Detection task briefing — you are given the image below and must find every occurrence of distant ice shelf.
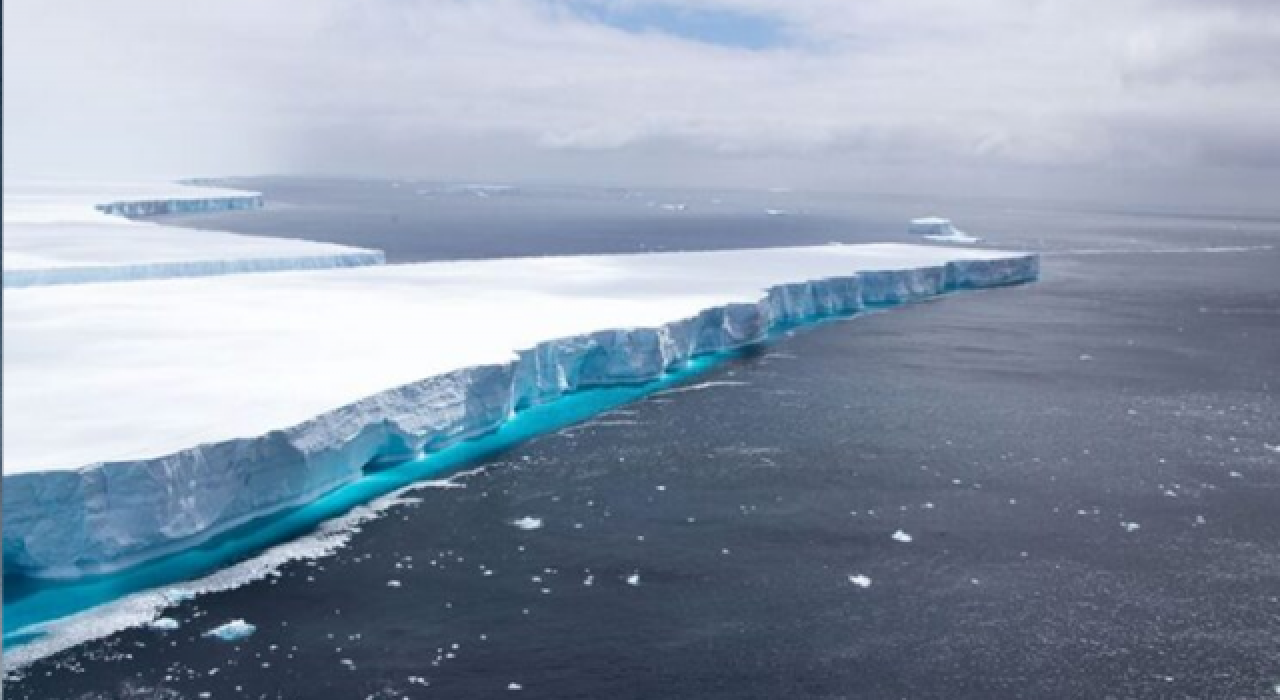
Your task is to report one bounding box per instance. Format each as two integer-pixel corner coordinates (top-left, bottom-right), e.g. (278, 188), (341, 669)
(2, 180), (385, 287)
(3, 243), (1037, 580)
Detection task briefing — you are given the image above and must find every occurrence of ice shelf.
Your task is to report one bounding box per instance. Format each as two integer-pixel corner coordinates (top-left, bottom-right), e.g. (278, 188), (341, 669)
(3, 181), (385, 287)
(3, 244), (1038, 578)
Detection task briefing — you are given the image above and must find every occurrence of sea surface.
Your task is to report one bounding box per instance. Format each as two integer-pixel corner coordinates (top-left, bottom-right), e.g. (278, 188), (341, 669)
(6, 179), (1280, 699)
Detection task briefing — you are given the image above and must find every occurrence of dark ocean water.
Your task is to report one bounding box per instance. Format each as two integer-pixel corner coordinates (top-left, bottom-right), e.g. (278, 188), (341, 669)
(6, 179), (1280, 699)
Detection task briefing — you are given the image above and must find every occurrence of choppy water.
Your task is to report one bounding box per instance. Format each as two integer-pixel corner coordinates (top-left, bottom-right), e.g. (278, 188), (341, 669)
(6, 179), (1280, 699)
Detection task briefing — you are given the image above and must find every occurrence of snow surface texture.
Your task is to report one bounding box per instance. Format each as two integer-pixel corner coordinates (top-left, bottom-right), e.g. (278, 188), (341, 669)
(3, 244), (1038, 578)
(3, 181), (385, 287)
(909, 217), (981, 244)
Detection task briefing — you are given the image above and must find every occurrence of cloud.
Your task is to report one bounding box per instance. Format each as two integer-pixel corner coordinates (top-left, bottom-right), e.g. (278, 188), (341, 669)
(4, 0), (1278, 203)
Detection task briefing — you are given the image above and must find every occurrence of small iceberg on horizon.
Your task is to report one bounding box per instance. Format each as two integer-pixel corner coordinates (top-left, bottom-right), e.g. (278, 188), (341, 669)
(909, 217), (981, 244)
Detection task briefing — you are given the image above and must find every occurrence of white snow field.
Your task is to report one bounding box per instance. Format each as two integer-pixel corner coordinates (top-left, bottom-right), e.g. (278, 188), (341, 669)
(909, 217), (982, 244)
(3, 243), (1037, 578)
(3, 181), (385, 287)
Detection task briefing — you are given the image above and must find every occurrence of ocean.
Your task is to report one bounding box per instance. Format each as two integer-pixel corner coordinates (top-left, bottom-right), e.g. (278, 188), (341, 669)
(6, 179), (1279, 699)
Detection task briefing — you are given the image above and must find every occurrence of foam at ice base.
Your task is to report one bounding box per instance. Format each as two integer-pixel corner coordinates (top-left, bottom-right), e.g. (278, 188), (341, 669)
(3, 243), (1037, 579)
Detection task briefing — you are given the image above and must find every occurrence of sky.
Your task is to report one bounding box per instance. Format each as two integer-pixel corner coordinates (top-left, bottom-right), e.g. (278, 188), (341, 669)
(5, 0), (1279, 207)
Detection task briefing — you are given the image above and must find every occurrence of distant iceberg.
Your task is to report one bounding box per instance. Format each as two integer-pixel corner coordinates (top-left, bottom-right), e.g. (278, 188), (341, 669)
(909, 217), (981, 244)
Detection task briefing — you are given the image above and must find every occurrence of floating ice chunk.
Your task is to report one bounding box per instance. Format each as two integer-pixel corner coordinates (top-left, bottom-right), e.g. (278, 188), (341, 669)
(848, 575), (872, 588)
(387, 580), (402, 587)
(1121, 522), (1141, 532)
(508, 682), (524, 690)
(891, 530), (913, 543)
(764, 209), (788, 216)
(626, 573), (641, 586)
(511, 517), (543, 531)
(148, 617), (180, 631)
(204, 619), (256, 642)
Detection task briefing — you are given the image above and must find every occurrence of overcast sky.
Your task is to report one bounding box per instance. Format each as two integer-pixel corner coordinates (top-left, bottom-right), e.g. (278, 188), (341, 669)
(5, 0), (1278, 206)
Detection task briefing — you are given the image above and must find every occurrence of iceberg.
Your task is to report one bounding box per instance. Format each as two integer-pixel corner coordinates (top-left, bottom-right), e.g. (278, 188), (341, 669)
(3, 243), (1038, 579)
(909, 217), (981, 244)
(3, 181), (385, 288)
(203, 619), (256, 642)
(147, 617), (181, 631)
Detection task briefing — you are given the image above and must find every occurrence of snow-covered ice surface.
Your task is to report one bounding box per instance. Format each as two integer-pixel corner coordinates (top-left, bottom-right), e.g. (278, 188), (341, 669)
(3, 181), (385, 287)
(3, 243), (1037, 579)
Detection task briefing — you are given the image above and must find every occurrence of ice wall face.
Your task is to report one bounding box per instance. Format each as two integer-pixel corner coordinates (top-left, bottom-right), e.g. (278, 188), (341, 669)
(94, 193), (264, 218)
(3, 249), (388, 288)
(2, 249), (1038, 579)
(3, 181), (386, 288)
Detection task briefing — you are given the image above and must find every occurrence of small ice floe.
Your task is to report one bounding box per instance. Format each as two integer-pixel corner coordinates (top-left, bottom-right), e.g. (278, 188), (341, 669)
(1229, 471), (1244, 479)
(764, 208), (788, 216)
(511, 516), (543, 530)
(891, 530), (913, 543)
(204, 619), (256, 642)
(1264, 443), (1280, 453)
(626, 573), (641, 586)
(848, 575), (873, 588)
(1121, 522), (1141, 533)
(148, 617), (180, 631)
(659, 203), (687, 212)
(508, 682), (524, 691)
(909, 217), (981, 244)
(387, 580), (402, 588)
